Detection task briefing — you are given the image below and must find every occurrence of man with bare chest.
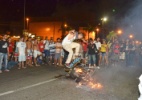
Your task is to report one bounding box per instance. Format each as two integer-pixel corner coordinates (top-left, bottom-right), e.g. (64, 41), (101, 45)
(26, 38), (33, 66)
(33, 39), (41, 66)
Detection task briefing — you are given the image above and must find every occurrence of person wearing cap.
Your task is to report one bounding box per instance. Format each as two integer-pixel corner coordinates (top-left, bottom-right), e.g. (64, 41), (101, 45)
(62, 29), (83, 68)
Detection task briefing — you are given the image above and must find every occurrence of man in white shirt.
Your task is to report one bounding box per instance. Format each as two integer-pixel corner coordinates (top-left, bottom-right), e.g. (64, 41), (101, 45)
(17, 37), (26, 69)
(44, 37), (50, 63)
(62, 30), (83, 68)
(94, 38), (101, 67)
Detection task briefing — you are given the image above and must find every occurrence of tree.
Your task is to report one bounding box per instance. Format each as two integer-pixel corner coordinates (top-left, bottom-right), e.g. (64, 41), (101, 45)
(83, 24), (95, 40)
(106, 31), (117, 42)
(58, 24), (73, 40)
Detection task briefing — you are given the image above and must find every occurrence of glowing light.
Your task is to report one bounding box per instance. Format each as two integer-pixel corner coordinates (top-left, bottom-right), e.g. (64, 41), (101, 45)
(75, 68), (83, 73)
(96, 28), (99, 32)
(31, 35), (35, 38)
(117, 30), (122, 35)
(26, 18), (29, 21)
(129, 34), (133, 39)
(101, 17), (108, 22)
(64, 24), (67, 27)
(46, 28), (50, 31)
(136, 41), (139, 44)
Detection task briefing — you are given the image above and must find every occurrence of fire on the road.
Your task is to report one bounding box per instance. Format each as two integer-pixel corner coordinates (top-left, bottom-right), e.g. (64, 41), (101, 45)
(74, 68), (103, 90)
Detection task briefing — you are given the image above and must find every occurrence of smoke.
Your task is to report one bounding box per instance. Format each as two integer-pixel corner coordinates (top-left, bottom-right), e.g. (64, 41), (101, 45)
(120, 0), (142, 40)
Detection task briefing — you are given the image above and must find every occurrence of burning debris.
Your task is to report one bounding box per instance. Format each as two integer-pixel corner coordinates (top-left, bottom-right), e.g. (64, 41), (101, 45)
(73, 67), (103, 90)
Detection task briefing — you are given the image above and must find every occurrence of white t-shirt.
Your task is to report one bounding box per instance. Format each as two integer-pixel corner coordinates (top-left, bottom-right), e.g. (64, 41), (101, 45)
(17, 42), (26, 55)
(62, 34), (76, 45)
(44, 40), (50, 50)
(95, 41), (101, 50)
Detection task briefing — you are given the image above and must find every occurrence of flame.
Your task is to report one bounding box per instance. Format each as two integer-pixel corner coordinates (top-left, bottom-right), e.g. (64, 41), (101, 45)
(88, 82), (103, 89)
(75, 68), (83, 73)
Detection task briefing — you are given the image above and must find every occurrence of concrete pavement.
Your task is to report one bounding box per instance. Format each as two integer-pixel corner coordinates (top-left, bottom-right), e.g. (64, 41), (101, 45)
(0, 64), (141, 100)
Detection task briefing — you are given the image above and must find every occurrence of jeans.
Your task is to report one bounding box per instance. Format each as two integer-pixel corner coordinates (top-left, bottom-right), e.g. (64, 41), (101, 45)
(0, 53), (8, 70)
(63, 42), (80, 63)
(125, 52), (130, 67)
(88, 54), (96, 65)
(129, 53), (135, 66)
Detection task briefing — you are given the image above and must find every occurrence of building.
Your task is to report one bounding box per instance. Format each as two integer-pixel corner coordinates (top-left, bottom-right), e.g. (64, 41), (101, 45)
(29, 20), (62, 40)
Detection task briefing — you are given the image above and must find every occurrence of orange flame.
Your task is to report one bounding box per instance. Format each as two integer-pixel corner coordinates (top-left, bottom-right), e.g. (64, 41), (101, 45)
(75, 68), (83, 73)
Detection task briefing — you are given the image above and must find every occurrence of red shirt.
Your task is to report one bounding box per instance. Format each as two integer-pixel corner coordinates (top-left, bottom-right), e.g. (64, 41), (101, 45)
(9, 42), (14, 53)
(38, 42), (44, 52)
(82, 42), (88, 52)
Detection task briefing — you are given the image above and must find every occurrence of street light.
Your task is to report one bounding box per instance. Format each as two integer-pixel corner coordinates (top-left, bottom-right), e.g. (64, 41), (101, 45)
(26, 18), (29, 30)
(129, 34), (133, 39)
(101, 17), (108, 22)
(96, 28), (99, 38)
(101, 17), (108, 39)
(117, 30), (122, 35)
(64, 24), (67, 28)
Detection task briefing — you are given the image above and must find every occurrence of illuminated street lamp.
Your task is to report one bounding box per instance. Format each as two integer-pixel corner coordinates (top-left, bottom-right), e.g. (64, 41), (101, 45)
(101, 17), (108, 22)
(101, 17), (108, 38)
(64, 24), (67, 28)
(26, 18), (29, 30)
(117, 30), (122, 35)
(96, 28), (99, 38)
(129, 34), (133, 39)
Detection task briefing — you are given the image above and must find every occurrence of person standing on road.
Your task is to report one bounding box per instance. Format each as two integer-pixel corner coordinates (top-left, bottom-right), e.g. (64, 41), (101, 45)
(44, 37), (50, 64)
(99, 39), (108, 66)
(54, 38), (62, 66)
(26, 37), (33, 67)
(8, 37), (14, 61)
(129, 41), (136, 67)
(94, 37), (101, 67)
(33, 39), (41, 67)
(0, 34), (10, 73)
(17, 37), (26, 69)
(88, 39), (98, 68)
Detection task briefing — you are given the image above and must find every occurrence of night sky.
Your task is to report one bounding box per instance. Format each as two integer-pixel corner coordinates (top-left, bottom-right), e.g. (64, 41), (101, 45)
(0, 0), (134, 22)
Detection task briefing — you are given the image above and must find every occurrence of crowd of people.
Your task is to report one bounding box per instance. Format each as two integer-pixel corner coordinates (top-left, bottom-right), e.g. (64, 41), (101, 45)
(0, 31), (142, 73)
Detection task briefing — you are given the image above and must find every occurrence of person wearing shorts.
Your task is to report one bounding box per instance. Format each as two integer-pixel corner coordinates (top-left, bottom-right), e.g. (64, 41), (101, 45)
(33, 39), (41, 66)
(26, 38), (33, 67)
(17, 37), (26, 69)
(54, 38), (62, 66)
(99, 40), (108, 66)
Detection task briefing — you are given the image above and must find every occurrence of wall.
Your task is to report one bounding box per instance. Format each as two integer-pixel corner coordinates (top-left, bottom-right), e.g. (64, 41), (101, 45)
(29, 22), (62, 41)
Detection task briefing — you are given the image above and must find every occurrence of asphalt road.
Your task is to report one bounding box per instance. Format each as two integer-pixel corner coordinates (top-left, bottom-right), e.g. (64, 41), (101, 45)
(0, 63), (141, 100)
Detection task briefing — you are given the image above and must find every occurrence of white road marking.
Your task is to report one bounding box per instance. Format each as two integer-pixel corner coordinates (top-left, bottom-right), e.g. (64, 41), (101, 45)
(0, 78), (58, 97)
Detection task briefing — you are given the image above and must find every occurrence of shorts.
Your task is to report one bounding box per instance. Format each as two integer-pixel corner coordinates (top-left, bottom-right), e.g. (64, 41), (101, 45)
(27, 49), (33, 56)
(55, 53), (61, 60)
(14, 52), (18, 57)
(33, 50), (41, 58)
(18, 55), (26, 62)
(100, 52), (106, 57)
(44, 50), (50, 57)
(27, 56), (32, 60)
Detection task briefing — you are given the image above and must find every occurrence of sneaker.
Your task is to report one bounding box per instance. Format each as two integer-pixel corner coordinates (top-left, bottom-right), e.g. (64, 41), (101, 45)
(0, 70), (2, 73)
(96, 66), (100, 69)
(65, 63), (71, 68)
(5, 69), (10, 72)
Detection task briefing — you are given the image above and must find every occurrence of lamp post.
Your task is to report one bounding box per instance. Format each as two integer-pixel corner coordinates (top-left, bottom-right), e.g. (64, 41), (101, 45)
(101, 17), (108, 39)
(96, 28), (99, 39)
(26, 18), (29, 30)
